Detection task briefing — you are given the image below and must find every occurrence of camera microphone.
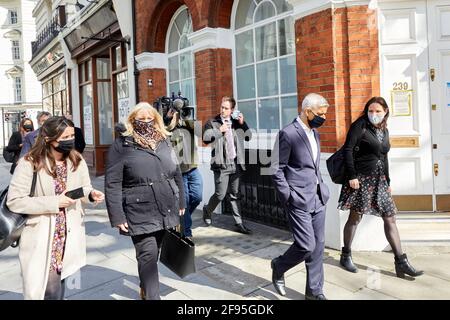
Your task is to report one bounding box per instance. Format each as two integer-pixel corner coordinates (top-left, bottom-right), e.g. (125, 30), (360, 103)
(172, 99), (184, 112)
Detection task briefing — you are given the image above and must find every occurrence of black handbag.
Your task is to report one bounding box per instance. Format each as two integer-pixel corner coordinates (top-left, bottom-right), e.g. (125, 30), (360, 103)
(0, 171), (37, 251)
(160, 216), (196, 278)
(3, 148), (15, 163)
(326, 126), (366, 184)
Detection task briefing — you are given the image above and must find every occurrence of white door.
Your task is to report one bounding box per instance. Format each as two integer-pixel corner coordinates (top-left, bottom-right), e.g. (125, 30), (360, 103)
(379, 1), (435, 211)
(428, 0), (450, 211)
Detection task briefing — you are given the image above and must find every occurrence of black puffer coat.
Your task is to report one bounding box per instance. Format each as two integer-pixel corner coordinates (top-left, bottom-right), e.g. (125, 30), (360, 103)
(105, 131), (186, 236)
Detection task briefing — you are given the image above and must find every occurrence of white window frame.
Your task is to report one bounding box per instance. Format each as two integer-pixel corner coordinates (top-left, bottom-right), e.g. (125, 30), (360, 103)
(231, 0), (297, 136)
(11, 40), (20, 60)
(8, 9), (18, 24)
(14, 77), (22, 103)
(166, 6), (197, 111)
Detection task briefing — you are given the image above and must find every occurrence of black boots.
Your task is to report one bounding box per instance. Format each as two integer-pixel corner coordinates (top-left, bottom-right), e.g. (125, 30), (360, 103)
(340, 247), (358, 273)
(394, 254), (424, 278)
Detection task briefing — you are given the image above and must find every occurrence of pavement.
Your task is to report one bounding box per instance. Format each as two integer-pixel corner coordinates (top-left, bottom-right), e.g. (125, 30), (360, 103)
(0, 159), (449, 300)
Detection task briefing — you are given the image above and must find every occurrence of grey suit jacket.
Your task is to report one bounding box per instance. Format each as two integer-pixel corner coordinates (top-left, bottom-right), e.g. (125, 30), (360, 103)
(271, 119), (330, 212)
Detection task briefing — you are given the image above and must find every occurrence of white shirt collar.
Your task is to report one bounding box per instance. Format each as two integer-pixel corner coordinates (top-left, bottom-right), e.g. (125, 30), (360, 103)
(297, 116), (313, 134)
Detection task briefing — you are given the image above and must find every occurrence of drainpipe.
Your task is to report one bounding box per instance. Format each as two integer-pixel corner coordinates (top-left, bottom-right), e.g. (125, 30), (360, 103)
(132, 0), (139, 103)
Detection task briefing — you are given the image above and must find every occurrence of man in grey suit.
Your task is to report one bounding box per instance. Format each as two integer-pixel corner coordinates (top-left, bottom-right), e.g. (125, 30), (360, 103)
(270, 93), (330, 300)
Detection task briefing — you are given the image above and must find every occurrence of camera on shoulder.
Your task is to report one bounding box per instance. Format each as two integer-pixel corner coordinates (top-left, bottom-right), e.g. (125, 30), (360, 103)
(153, 92), (195, 125)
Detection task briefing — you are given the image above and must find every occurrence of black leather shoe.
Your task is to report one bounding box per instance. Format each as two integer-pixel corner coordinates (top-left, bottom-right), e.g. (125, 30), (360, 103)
(305, 293), (327, 300)
(236, 223), (252, 234)
(271, 258), (286, 296)
(202, 206), (211, 226)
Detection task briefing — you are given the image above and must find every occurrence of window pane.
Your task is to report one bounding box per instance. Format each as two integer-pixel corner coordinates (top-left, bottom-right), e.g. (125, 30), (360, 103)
(235, 0), (257, 29)
(255, 22), (277, 61)
(175, 9), (188, 34)
(168, 24), (180, 53)
(115, 46), (122, 70)
(238, 100), (257, 130)
(96, 58), (110, 79)
(116, 71), (129, 99)
(53, 92), (62, 116)
(281, 95), (298, 127)
(43, 97), (53, 113)
(279, 56), (297, 94)
(87, 60), (92, 81)
(97, 82), (113, 145)
(43, 80), (52, 97)
(279, 17), (295, 56)
(235, 31), (254, 66)
(179, 52), (192, 79)
(116, 72), (130, 124)
(258, 98), (279, 130)
(82, 85), (94, 145)
(179, 35), (191, 50)
(236, 65), (255, 100)
(254, 2), (276, 23)
(169, 82), (180, 97)
(169, 56), (179, 82)
(257, 60), (278, 97)
(273, 0), (293, 14)
(181, 79), (195, 106)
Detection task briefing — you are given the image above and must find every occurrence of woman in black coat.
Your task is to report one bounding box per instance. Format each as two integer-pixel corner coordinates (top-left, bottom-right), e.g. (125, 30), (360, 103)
(105, 102), (185, 300)
(337, 97), (423, 278)
(6, 117), (34, 174)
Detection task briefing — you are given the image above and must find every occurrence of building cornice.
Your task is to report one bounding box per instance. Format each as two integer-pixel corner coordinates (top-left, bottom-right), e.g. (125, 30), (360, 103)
(288, 0), (372, 20)
(135, 52), (168, 71)
(187, 27), (233, 53)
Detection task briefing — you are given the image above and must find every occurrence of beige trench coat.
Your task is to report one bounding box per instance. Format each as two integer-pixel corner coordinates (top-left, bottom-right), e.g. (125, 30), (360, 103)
(7, 157), (93, 300)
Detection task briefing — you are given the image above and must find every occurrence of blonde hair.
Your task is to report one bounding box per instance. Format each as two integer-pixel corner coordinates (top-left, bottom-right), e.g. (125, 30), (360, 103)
(123, 102), (170, 138)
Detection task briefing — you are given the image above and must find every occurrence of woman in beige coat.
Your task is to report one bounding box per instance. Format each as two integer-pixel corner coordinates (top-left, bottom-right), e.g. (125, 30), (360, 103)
(7, 116), (104, 300)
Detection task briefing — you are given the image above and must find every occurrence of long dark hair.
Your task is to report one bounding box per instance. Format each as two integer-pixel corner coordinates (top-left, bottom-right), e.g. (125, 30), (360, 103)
(19, 118), (34, 135)
(25, 116), (82, 177)
(359, 96), (390, 130)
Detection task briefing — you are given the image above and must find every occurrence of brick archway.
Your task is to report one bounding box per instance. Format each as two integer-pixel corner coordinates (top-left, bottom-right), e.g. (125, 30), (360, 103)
(202, 0), (235, 29)
(136, 0), (202, 53)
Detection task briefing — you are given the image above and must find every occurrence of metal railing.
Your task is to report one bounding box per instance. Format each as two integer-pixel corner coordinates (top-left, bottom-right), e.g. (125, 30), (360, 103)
(31, 17), (60, 59)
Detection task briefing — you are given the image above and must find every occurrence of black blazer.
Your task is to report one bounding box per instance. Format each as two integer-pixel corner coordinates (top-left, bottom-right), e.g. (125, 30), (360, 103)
(74, 127), (86, 153)
(343, 117), (391, 185)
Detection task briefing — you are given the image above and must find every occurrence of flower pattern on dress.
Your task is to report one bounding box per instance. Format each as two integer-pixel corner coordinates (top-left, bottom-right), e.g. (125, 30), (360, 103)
(338, 126), (397, 217)
(50, 162), (67, 274)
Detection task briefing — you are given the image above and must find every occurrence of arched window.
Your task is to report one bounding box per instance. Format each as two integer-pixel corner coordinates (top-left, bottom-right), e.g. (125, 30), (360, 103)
(233, 0), (297, 130)
(167, 7), (196, 109)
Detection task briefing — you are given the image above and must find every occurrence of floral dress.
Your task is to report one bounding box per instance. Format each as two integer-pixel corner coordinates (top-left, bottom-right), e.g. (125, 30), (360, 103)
(49, 162), (68, 273)
(337, 127), (397, 217)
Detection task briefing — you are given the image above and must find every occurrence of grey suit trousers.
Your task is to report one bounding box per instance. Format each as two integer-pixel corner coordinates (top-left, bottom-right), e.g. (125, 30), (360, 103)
(204, 163), (243, 225)
(275, 192), (326, 296)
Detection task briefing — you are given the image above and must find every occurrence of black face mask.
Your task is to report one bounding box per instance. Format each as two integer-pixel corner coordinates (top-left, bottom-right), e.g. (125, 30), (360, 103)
(307, 111), (326, 128)
(23, 124), (33, 132)
(54, 139), (75, 154)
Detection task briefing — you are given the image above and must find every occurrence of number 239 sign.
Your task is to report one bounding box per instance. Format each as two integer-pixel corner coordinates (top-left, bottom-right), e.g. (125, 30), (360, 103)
(391, 82), (413, 117)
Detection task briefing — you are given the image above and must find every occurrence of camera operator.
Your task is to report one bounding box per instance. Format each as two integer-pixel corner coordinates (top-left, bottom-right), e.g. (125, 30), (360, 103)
(164, 98), (203, 241)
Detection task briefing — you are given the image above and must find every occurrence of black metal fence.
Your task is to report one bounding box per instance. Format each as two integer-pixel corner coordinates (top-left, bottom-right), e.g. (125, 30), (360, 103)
(31, 18), (60, 59)
(222, 149), (289, 230)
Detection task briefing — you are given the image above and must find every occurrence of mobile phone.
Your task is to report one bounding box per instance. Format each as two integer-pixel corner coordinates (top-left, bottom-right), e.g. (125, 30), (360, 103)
(65, 187), (84, 200)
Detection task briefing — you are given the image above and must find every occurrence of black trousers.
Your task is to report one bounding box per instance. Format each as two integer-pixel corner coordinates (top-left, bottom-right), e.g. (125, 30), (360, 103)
(131, 230), (166, 300)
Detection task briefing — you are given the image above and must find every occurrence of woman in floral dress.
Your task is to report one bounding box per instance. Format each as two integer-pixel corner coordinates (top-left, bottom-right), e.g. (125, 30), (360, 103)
(7, 116), (104, 299)
(337, 97), (423, 279)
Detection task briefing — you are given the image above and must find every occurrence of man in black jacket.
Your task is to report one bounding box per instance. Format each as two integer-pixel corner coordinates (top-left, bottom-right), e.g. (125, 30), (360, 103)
(202, 96), (252, 234)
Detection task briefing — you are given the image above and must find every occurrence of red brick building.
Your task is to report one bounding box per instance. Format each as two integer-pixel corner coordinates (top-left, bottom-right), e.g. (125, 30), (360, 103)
(132, 0), (449, 216)
(134, 0), (379, 152)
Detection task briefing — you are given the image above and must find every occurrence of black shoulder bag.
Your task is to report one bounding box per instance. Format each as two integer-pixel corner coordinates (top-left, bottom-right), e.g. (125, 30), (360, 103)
(0, 171), (37, 251)
(326, 125), (366, 184)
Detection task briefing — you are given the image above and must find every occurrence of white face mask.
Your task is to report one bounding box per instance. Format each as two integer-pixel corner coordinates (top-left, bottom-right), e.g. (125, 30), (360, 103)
(368, 113), (385, 125)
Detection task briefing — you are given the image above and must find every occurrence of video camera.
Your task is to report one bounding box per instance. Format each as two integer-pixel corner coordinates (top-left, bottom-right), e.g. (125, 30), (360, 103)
(153, 92), (195, 124)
